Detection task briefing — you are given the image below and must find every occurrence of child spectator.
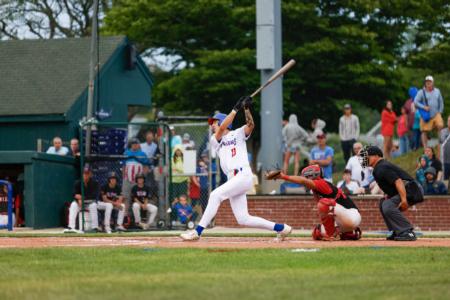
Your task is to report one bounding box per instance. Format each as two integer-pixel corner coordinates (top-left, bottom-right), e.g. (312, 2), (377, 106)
(415, 155), (430, 186)
(172, 145), (189, 198)
(172, 195), (197, 225)
(424, 146), (443, 181)
(397, 106), (409, 155)
(310, 132), (334, 182)
(182, 133), (195, 150)
(439, 115), (450, 179)
(337, 169), (362, 195)
(381, 100), (397, 159)
(411, 110), (422, 151)
(423, 167), (447, 195)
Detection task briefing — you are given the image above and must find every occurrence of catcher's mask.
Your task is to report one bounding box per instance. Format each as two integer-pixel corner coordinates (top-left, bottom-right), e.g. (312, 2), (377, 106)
(358, 145), (383, 168)
(301, 164), (322, 179)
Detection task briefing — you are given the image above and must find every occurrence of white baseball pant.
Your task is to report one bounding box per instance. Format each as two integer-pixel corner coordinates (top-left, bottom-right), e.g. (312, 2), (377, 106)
(132, 202), (158, 225)
(68, 201), (98, 230)
(320, 203), (361, 235)
(198, 168), (275, 230)
(91, 202), (125, 230)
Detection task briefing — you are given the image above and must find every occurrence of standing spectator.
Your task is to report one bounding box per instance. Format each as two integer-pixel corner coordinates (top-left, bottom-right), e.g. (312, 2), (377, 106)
(100, 172), (126, 233)
(439, 115), (450, 180)
(172, 145), (188, 198)
(411, 110), (422, 151)
(182, 133), (195, 150)
(170, 126), (182, 148)
(197, 158), (209, 213)
(282, 114), (308, 175)
(46, 137), (69, 156)
(308, 118), (326, 144)
(310, 132), (334, 182)
(345, 142), (372, 188)
(415, 155), (430, 187)
(397, 106), (409, 155)
(140, 131), (161, 168)
(414, 75), (444, 147)
(337, 169), (362, 195)
(339, 104), (360, 163)
(424, 146), (443, 181)
(69, 138), (80, 157)
(404, 87), (418, 148)
(381, 100), (397, 159)
(423, 167), (447, 195)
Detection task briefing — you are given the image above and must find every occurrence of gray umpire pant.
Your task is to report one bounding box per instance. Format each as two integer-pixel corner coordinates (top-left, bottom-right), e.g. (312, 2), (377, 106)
(379, 195), (413, 234)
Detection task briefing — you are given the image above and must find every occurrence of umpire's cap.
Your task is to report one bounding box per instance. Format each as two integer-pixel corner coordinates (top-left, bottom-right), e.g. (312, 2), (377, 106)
(107, 171), (118, 180)
(366, 145), (383, 157)
(135, 173), (145, 182)
(208, 113), (232, 130)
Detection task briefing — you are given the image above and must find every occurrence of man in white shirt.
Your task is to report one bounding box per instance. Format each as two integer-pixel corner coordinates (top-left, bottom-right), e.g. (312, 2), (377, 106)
(140, 131), (160, 168)
(46, 137), (69, 155)
(345, 142), (371, 188)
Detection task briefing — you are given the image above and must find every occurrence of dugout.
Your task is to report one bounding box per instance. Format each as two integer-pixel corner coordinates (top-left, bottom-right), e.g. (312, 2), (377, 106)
(0, 152), (76, 229)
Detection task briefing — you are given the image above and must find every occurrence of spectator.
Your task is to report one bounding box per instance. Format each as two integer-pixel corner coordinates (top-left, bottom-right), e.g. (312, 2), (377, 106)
(337, 169), (362, 195)
(439, 115), (450, 180)
(310, 132), (334, 182)
(309, 118), (326, 144)
(100, 172), (126, 233)
(46, 137), (69, 155)
(415, 155), (430, 187)
(140, 131), (161, 168)
(423, 167), (447, 195)
(182, 133), (196, 150)
(65, 166), (99, 233)
(424, 146), (443, 181)
(172, 145), (189, 198)
(282, 114), (308, 175)
(172, 195), (197, 225)
(170, 126), (182, 148)
(69, 138), (80, 157)
(381, 100), (397, 159)
(197, 158), (209, 212)
(0, 183), (15, 227)
(345, 142), (372, 189)
(339, 104), (360, 163)
(131, 174), (158, 229)
(414, 75), (444, 147)
(123, 139), (149, 214)
(404, 87), (418, 149)
(411, 109), (422, 151)
(397, 106), (409, 155)
(391, 141), (401, 158)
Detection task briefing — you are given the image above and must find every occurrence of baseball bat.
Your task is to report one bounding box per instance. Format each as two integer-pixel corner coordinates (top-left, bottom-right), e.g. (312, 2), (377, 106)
(250, 59), (296, 98)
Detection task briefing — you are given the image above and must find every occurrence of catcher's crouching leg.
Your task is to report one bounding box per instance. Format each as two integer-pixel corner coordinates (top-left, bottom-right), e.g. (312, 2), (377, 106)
(340, 227), (362, 240)
(312, 198), (338, 240)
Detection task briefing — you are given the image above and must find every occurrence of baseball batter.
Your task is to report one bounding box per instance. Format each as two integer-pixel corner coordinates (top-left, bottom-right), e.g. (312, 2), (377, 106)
(180, 96), (292, 241)
(266, 165), (362, 240)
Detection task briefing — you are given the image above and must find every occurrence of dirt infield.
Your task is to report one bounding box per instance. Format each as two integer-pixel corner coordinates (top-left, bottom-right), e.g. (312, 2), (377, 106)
(1, 236), (450, 249)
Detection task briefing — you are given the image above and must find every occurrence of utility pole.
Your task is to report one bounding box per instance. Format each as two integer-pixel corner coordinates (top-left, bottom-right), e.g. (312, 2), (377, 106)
(256, 0), (283, 193)
(85, 0), (99, 155)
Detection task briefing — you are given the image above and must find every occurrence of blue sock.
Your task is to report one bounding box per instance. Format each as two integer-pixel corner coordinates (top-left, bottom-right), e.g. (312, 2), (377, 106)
(196, 225), (204, 236)
(274, 223), (284, 232)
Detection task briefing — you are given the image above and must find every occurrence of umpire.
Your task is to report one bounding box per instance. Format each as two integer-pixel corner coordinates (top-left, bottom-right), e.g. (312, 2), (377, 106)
(359, 146), (424, 241)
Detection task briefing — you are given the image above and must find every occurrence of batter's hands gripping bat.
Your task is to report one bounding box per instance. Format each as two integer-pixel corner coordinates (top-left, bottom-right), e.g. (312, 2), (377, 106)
(250, 59), (296, 98)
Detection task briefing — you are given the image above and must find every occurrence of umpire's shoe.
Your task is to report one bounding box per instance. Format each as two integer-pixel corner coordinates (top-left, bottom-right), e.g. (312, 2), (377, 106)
(394, 230), (417, 241)
(386, 231), (396, 241)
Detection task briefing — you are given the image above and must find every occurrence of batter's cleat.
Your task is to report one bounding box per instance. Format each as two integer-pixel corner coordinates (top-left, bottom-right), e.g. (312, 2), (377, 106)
(394, 230), (417, 241)
(180, 230), (200, 241)
(277, 224), (292, 241)
(116, 225), (127, 232)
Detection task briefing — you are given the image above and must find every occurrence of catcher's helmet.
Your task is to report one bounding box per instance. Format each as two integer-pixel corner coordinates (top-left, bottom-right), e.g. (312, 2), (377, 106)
(107, 172), (118, 181)
(208, 112), (232, 130)
(301, 164), (322, 179)
(135, 173), (145, 183)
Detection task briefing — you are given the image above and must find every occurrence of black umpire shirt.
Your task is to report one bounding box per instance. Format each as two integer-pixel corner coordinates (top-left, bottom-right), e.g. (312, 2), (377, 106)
(372, 159), (414, 198)
(73, 179), (99, 200)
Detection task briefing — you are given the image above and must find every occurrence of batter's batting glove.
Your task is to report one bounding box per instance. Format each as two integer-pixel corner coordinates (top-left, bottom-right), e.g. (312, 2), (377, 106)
(233, 97), (245, 112)
(242, 96), (253, 109)
(265, 169), (283, 180)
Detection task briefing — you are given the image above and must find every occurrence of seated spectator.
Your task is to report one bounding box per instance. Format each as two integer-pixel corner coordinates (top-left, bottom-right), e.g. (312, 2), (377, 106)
(131, 174), (158, 230)
(424, 146), (443, 180)
(337, 169), (363, 195)
(100, 172), (126, 233)
(415, 155), (430, 186)
(310, 132), (334, 182)
(345, 142), (371, 188)
(423, 167), (447, 195)
(439, 115), (450, 180)
(172, 195), (197, 225)
(46, 137), (69, 155)
(182, 133), (195, 150)
(65, 166), (99, 233)
(0, 183), (15, 227)
(69, 138), (80, 156)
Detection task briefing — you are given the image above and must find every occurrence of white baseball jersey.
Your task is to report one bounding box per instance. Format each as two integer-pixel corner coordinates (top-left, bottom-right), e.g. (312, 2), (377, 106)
(210, 126), (250, 175)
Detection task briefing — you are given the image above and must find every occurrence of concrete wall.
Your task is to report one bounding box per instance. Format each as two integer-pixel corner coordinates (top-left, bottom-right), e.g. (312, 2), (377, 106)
(214, 195), (450, 231)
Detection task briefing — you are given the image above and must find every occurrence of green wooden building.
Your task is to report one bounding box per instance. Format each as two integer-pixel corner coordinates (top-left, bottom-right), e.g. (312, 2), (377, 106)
(0, 36), (154, 228)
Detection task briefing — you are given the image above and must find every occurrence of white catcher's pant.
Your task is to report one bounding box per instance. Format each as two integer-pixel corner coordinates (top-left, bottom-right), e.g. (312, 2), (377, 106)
(198, 168), (275, 230)
(132, 202), (158, 225)
(321, 203), (361, 234)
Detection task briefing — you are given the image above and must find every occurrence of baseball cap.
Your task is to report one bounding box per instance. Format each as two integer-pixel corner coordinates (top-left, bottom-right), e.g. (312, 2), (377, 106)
(316, 132), (326, 139)
(425, 167), (436, 176)
(169, 125), (175, 130)
(344, 103), (352, 109)
(83, 164), (92, 173)
(425, 75), (434, 82)
(130, 138), (140, 145)
(183, 133), (190, 140)
(366, 146), (383, 157)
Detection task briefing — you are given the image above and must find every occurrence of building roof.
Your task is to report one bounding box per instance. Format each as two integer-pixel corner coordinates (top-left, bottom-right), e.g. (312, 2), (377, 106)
(0, 36), (126, 116)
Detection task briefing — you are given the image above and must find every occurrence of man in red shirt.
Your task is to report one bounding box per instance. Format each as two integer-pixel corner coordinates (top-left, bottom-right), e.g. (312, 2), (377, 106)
(267, 165), (362, 240)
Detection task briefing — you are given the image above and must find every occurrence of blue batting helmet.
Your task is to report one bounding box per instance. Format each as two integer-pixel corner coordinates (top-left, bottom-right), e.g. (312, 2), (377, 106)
(208, 112), (232, 130)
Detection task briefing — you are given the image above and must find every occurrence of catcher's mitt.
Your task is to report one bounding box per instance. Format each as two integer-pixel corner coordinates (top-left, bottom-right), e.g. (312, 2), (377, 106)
(265, 169), (282, 180)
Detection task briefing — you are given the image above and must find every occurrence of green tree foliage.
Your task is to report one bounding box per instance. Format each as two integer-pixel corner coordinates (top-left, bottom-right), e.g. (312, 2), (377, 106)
(105, 0), (450, 129)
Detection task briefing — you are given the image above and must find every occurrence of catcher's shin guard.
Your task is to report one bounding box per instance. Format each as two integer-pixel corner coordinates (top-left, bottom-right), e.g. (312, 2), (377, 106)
(340, 227), (362, 240)
(317, 198), (337, 239)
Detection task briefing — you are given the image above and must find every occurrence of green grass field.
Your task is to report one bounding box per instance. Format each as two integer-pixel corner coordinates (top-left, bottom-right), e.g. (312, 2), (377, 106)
(1, 247), (450, 300)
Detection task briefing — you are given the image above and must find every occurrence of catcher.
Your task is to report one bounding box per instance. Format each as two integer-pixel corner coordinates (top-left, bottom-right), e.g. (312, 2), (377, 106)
(266, 165), (362, 240)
